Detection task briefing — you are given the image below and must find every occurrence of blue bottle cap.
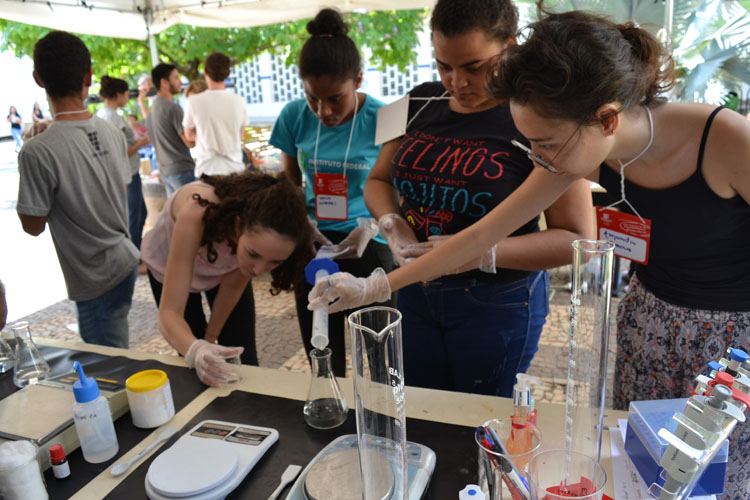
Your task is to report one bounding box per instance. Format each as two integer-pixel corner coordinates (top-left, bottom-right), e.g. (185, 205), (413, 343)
(729, 349), (748, 363)
(707, 361), (723, 373)
(304, 258), (339, 286)
(72, 361), (100, 403)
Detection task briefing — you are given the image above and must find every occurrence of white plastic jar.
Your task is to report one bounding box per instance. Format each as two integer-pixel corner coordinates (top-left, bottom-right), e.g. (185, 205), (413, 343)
(126, 369), (175, 428)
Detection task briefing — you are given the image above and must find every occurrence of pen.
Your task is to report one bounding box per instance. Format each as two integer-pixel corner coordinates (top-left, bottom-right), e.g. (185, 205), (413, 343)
(484, 425), (530, 500)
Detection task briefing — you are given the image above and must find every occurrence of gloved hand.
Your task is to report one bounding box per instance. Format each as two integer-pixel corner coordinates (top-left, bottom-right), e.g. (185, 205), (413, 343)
(308, 216), (333, 247)
(327, 218), (379, 260)
(401, 235), (498, 274)
(307, 268), (391, 314)
(378, 213), (419, 267)
(184, 339), (244, 387)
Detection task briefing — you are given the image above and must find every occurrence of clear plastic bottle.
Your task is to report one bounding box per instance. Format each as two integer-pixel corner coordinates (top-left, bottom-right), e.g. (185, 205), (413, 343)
(71, 361), (118, 463)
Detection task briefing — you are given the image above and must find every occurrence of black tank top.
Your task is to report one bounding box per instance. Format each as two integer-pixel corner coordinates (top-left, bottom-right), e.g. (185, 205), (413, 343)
(599, 107), (750, 311)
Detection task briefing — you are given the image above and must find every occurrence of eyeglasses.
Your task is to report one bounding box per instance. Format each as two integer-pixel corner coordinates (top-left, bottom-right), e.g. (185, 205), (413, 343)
(511, 124), (582, 174)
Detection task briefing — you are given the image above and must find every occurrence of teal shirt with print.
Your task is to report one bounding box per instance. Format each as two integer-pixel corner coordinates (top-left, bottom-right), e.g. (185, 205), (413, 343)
(270, 95), (384, 239)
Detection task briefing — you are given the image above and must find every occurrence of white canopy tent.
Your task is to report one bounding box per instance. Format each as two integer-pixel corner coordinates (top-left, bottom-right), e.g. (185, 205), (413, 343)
(0, 0), (432, 40)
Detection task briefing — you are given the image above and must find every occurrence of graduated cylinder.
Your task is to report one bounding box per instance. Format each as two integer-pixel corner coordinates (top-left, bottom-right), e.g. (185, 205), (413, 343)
(565, 240), (614, 462)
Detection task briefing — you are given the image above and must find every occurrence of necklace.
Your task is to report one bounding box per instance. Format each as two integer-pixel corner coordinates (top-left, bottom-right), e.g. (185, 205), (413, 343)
(53, 109), (89, 119)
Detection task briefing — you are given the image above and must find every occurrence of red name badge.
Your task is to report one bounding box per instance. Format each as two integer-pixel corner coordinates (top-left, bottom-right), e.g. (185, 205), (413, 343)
(596, 207), (652, 265)
(314, 173), (348, 221)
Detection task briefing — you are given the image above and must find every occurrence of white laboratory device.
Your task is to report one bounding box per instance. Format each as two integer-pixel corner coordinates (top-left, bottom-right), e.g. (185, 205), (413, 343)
(145, 420), (278, 500)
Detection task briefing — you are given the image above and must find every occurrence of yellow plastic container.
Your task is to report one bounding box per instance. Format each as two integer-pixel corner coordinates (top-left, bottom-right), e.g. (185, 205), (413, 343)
(126, 370), (175, 428)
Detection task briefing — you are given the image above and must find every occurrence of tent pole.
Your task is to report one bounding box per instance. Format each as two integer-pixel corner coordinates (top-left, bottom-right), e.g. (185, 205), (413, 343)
(144, 10), (159, 67)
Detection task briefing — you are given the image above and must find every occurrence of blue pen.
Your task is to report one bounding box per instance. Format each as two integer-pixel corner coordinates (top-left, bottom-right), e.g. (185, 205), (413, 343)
(484, 425), (530, 500)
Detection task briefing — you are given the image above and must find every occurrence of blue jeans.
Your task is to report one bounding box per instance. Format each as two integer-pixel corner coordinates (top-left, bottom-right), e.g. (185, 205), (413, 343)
(399, 271), (549, 397)
(127, 172), (147, 250)
(161, 170), (195, 196)
(75, 267), (137, 349)
(10, 128), (22, 151)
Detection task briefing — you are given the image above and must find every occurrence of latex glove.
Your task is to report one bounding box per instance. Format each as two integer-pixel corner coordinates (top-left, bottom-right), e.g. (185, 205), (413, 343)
(307, 268), (391, 314)
(184, 339), (244, 387)
(326, 217), (379, 260)
(308, 216), (333, 247)
(378, 213), (419, 267)
(401, 235), (498, 274)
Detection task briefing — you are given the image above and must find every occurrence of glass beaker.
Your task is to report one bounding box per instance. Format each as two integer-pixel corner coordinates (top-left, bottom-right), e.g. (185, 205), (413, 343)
(303, 347), (348, 429)
(11, 321), (51, 388)
(348, 306), (407, 500)
(476, 418), (542, 500)
(525, 449), (606, 500)
(566, 240), (614, 462)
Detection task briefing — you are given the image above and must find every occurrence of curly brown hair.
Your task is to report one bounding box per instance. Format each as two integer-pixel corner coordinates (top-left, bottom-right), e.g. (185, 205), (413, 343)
(193, 171), (313, 294)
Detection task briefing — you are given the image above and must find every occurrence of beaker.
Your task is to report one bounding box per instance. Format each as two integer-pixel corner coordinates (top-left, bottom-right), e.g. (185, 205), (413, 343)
(11, 321), (51, 388)
(566, 240), (614, 462)
(476, 418), (542, 500)
(348, 306), (407, 500)
(303, 347), (348, 429)
(525, 449), (606, 500)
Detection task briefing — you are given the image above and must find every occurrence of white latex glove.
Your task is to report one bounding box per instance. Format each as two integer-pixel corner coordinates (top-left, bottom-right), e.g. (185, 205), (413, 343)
(184, 339), (244, 387)
(308, 216), (333, 246)
(401, 235), (498, 274)
(378, 213), (419, 267)
(307, 268), (391, 314)
(327, 217), (379, 260)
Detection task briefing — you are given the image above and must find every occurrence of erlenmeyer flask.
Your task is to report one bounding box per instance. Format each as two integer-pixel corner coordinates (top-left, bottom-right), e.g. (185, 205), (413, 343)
(11, 321), (51, 388)
(303, 347), (348, 429)
(348, 306), (407, 500)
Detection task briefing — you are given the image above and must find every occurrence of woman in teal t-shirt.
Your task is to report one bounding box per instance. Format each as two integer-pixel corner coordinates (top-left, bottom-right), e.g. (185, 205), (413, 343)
(269, 8), (396, 376)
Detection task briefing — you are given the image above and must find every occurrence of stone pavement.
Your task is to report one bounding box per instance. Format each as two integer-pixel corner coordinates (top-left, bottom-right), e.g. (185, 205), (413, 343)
(12, 266), (621, 407)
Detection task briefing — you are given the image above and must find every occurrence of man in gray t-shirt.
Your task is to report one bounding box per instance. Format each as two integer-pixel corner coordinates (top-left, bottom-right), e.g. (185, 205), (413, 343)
(146, 63), (196, 195)
(17, 31), (138, 349)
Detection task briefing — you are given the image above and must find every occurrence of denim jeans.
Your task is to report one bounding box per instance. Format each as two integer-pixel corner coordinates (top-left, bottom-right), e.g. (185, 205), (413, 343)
(10, 128), (22, 151)
(75, 267), (138, 349)
(127, 172), (147, 250)
(161, 170), (196, 196)
(399, 270), (549, 397)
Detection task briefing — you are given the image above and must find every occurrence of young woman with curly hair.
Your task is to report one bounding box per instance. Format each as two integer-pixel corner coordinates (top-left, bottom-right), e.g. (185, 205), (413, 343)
(141, 171), (312, 386)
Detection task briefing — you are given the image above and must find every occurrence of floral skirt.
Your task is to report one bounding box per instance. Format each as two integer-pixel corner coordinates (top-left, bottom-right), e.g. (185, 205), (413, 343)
(614, 275), (750, 499)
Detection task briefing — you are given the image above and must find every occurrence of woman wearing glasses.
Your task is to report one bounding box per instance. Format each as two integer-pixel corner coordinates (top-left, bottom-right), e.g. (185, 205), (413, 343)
(360, 0), (592, 397)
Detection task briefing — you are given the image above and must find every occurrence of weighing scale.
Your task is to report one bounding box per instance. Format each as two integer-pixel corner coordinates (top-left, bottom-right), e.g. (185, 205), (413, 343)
(144, 420), (278, 500)
(285, 434), (436, 500)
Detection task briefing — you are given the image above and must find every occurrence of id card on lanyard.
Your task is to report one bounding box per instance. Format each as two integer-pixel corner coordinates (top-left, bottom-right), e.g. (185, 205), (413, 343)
(311, 92), (359, 222)
(596, 207), (652, 264)
(314, 173), (348, 221)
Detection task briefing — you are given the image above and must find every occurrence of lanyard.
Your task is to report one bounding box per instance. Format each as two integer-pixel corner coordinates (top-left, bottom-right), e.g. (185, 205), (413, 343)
(312, 92), (358, 178)
(603, 106), (654, 224)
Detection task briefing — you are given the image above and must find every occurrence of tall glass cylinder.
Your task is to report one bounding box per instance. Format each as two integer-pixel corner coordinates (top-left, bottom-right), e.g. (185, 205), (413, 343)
(566, 240), (614, 463)
(348, 306), (407, 500)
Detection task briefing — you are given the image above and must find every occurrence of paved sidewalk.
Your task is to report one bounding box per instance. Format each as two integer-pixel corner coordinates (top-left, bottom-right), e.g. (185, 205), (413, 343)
(11, 266), (620, 407)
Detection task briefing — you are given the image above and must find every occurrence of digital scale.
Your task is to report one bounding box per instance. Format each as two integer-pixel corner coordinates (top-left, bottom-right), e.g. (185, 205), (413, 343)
(285, 434), (436, 500)
(145, 420), (279, 500)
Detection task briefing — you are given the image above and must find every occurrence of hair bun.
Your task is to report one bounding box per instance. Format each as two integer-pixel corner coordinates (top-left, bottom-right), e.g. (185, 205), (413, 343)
(306, 8), (349, 37)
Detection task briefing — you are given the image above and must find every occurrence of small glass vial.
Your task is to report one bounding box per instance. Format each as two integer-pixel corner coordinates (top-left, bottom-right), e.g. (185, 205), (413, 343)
(71, 361), (119, 463)
(49, 444), (70, 479)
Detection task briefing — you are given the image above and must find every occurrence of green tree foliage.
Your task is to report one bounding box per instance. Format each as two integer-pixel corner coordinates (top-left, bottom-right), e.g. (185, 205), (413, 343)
(0, 9), (425, 84)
